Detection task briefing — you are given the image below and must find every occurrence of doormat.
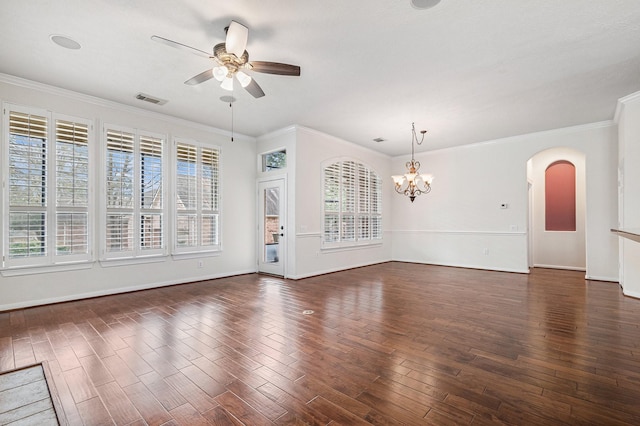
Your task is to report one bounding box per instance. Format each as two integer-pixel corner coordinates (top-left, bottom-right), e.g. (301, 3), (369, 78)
(0, 362), (65, 425)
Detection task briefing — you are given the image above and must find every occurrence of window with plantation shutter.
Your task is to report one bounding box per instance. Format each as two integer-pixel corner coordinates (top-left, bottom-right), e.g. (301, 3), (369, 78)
(56, 119), (89, 257)
(104, 125), (165, 259)
(3, 104), (93, 268)
(140, 135), (163, 250)
(322, 159), (382, 247)
(175, 140), (221, 253)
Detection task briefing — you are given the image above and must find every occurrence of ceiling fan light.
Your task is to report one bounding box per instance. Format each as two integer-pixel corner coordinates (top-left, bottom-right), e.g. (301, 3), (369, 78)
(236, 71), (252, 88)
(220, 76), (234, 91)
(213, 66), (228, 81)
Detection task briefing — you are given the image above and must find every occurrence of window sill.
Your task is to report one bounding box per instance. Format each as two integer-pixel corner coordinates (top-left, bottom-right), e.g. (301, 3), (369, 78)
(1, 261), (94, 277)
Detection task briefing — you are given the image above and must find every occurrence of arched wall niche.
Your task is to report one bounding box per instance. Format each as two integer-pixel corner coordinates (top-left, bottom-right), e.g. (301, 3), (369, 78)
(527, 148), (585, 271)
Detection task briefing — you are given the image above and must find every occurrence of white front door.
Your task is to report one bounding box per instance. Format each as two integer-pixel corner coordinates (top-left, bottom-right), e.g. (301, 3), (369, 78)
(258, 178), (285, 276)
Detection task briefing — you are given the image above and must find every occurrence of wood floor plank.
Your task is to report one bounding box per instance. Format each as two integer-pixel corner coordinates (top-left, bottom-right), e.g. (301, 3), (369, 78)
(214, 390), (273, 426)
(63, 366), (98, 404)
(306, 395), (372, 425)
(164, 371), (218, 413)
(225, 379), (287, 421)
(169, 403), (214, 426)
(76, 396), (114, 426)
(78, 353), (114, 387)
(122, 381), (173, 426)
(141, 373), (188, 412)
(102, 354), (139, 388)
(95, 381), (143, 425)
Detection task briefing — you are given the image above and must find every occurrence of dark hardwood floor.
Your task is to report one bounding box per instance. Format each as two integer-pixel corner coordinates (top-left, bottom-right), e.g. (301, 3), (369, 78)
(1, 262), (640, 425)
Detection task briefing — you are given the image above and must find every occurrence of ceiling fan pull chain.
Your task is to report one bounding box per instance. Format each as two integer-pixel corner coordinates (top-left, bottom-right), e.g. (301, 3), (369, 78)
(230, 88), (234, 142)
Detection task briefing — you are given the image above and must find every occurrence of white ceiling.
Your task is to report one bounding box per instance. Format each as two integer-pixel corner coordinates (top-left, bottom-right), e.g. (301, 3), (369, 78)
(1, 0), (639, 156)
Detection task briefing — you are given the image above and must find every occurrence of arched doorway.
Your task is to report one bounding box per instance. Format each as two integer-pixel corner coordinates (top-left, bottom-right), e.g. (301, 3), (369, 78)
(527, 148), (586, 271)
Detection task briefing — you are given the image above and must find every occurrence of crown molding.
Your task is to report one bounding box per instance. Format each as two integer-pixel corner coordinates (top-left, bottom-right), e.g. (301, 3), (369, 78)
(0, 73), (254, 142)
(394, 120), (614, 159)
(614, 90), (640, 124)
(295, 125), (392, 160)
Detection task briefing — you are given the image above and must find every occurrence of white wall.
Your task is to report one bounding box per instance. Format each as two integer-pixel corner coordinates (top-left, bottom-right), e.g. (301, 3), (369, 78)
(616, 91), (640, 298)
(292, 126), (393, 279)
(529, 148), (586, 270)
(0, 76), (257, 310)
(391, 122), (618, 280)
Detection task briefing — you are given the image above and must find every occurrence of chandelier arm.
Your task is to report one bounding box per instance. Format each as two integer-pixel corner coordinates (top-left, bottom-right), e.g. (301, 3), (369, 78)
(394, 185), (406, 195)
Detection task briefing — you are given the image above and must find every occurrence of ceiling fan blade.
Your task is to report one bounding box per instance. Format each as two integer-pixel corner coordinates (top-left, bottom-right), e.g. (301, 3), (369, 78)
(151, 35), (211, 58)
(250, 61), (301, 76)
(244, 78), (265, 98)
(184, 69), (214, 85)
(225, 21), (249, 57)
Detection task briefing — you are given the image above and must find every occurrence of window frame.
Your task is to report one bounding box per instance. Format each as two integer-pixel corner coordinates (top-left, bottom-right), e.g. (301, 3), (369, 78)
(173, 138), (222, 255)
(2, 103), (94, 269)
(102, 124), (167, 261)
(260, 148), (287, 172)
(322, 158), (382, 249)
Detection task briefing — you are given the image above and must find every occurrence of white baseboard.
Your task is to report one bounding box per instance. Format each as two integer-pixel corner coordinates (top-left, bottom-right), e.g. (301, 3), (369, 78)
(622, 288), (640, 299)
(585, 275), (619, 283)
(395, 258), (530, 274)
(288, 260), (389, 280)
(533, 264), (586, 272)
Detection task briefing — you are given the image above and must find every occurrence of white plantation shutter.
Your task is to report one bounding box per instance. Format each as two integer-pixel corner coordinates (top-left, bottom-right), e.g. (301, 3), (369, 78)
(4, 105), (93, 267)
(55, 119), (89, 256)
(140, 135), (163, 250)
(7, 111), (48, 262)
(106, 130), (134, 209)
(104, 126), (165, 258)
(341, 161), (356, 241)
(371, 170), (382, 240)
(323, 162), (340, 243)
(175, 140), (221, 253)
(322, 159), (382, 246)
(105, 128), (135, 255)
(201, 147), (219, 246)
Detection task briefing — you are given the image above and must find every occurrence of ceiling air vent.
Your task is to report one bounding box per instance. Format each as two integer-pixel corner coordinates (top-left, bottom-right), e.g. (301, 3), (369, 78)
(135, 93), (167, 105)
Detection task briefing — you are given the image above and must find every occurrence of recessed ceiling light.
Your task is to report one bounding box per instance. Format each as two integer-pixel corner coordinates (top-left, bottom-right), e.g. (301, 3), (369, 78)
(410, 0), (441, 10)
(50, 35), (81, 50)
(220, 96), (236, 103)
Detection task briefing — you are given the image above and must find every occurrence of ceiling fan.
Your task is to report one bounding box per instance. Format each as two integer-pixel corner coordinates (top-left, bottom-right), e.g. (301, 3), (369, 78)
(152, 21), (300, 98)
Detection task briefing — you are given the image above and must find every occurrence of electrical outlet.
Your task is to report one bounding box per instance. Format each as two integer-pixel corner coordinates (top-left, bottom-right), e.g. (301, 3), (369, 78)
(483, 248), (489, 255)
(197, 260), (203, 268)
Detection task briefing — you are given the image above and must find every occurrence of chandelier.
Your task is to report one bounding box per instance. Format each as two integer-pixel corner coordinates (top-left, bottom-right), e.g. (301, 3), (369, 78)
(392, 122), (433, 202)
